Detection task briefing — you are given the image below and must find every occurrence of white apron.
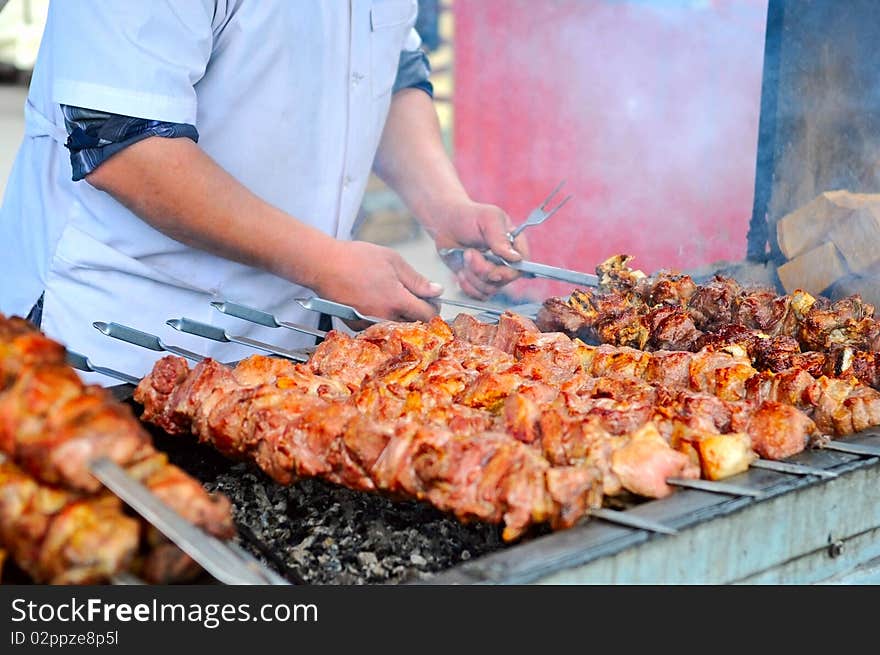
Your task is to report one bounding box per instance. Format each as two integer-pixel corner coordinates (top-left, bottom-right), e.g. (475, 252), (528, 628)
(0, 0), (419, 382)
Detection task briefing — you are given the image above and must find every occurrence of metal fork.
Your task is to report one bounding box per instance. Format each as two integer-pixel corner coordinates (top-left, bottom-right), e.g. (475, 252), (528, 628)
(507, 180), (572, 244)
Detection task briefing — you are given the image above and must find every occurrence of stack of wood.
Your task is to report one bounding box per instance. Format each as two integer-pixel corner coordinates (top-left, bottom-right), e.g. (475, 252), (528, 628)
(776, 190), (880, 304)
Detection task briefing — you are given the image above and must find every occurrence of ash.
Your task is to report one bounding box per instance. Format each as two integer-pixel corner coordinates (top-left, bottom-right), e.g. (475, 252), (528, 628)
(150, 430), (504, 585)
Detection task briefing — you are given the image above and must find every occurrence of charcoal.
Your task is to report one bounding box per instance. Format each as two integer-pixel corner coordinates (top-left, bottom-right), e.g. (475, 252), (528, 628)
(147, 424), (504, 585)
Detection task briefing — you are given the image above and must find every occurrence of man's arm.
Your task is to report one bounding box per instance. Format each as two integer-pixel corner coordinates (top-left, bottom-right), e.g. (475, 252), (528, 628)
(86, 136), (441, 321)
(372, 88), (529, 299)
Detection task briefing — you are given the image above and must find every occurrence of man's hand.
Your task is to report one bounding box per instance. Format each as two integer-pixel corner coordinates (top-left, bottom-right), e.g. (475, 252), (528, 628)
(372, 90), (530, 302)
(314, 240), (443, 322)
(431, 200), (530, 300)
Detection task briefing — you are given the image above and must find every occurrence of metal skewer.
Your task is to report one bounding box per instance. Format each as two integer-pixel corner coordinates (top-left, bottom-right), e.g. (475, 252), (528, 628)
(91, 457), (288, 585)
(295, 297), (383, 324)
(65, 350), (141, 385)
(93, 321), (205, 362)
(666, 477), (763, 498)
(589, 508), (678, 535)
(751, 458), (837, 479)
(818, 440), (880, 457)
(111, 572), (147, 585)
(211, 301), (327, 339)
(166, 318), (312, 362)
(297, 295), (511, 322)
(434, 297), (508, 315)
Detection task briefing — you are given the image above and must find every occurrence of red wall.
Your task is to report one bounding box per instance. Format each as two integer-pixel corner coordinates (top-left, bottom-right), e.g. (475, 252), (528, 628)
(453, 0), (768, 299)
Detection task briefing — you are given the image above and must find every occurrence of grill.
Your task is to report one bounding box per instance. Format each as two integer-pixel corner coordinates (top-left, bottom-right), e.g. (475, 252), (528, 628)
(85, 296), (880, 586)
(150, 406), (880, 584)
(121, 384), (880, 584)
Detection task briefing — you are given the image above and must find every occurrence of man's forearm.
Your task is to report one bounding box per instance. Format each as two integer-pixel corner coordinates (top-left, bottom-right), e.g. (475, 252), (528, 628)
(373, 88), (469, 231)
(85, 136), (334, 291)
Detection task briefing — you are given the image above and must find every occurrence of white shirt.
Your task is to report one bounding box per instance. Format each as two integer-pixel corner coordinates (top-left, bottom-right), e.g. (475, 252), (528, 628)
(0, 0), (419, 382)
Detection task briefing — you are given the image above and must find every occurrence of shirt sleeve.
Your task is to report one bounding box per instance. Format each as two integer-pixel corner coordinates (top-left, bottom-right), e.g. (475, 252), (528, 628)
(392, 27), (434, 97)
(46, 1), (216, 125)
(61, 105), (199, 182)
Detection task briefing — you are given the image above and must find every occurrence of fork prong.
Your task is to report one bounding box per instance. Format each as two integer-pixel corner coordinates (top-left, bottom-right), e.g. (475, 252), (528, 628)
(542, 193), (572, 221)
(539, 179), (566, 209)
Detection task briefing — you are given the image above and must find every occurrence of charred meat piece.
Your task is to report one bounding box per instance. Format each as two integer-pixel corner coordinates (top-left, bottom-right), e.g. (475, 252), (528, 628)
(745, 368), (815, 407)
(595, 309), (650, 349)
(688, 345), (755, 400)
(645, 350), (693, 388)
(733, 288), (790, 333)
(826, 347), (880, 389)
(829, 386), (880, 435)
(686, 275), (743, 331)
(596, 254), (647, 292)
(359, 316), (453, 359)
(798, 295), (876, 351)
(753, 335), (801, 372)
(639, 271), (698, 306)
(694, 324), (764, 357)
(589, 345), (650, 380)
(535, 297), (589, 337)
(645, 305), (702, 351)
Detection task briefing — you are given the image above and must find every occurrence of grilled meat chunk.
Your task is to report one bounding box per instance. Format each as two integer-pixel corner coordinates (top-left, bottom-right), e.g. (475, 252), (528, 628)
(746, 402), (813, 460)
(0, 456), (140, 584)
(0, 316), (237, 584)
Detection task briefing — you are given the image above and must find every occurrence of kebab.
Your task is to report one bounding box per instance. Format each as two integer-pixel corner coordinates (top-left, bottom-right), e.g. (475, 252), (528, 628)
(0, 313), (237, 583)
(0, 453), (139, 583)
(0, 451), (228, 584)
(136, 354), (605, 542)
(537, 255), (880, 378)
(133, 311), (848, 537)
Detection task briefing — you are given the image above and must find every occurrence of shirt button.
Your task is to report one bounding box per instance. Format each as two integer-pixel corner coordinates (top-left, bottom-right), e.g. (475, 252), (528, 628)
(343, 175), (353, 188)
(351, 72), (365, 86)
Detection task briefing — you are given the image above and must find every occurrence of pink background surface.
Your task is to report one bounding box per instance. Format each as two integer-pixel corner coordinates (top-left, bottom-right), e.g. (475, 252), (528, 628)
(453, 0), (769, 299)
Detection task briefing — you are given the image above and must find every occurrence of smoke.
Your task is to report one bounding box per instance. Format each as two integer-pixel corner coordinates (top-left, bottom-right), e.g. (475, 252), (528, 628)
(452, 0), (768, 300)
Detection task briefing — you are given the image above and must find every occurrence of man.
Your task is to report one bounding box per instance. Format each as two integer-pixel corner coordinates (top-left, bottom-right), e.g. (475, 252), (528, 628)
(0, 1), (527, 380)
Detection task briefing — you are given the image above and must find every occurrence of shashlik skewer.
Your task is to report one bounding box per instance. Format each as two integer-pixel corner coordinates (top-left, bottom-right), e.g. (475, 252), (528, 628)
(66, 350), (141, 384)
(537, 254), (880, 367)
(131, 309), (863, 538)
(0, 358), (234, 538)
(156, 308), (865, 478)
(160, 308), (844, 472)
(135, 355), (605, 541)
(167, 317), (312, 361)
(211, 300), (328, 339)
(91, 457), (288, 584)
(91, 330), (683, 537)
(0, 313), (238, 583)
(0, 452), (140, 583)
(0, 451), (213, 584)
(93, 321), (205, 362)
(90, 321), (683, 535)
